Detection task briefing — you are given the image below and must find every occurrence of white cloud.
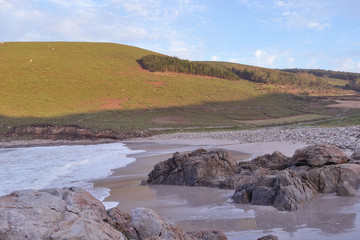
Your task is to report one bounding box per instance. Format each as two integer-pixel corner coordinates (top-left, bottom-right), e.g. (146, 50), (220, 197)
(211, 56), (220, 61)
(0, 0), (205, 60)
(333, 58), (360, 72)
(272, 0), (332, 30)
(255, 49), (277, 66)
(238, 0), (332, 30)
(308, 22), (330, 30)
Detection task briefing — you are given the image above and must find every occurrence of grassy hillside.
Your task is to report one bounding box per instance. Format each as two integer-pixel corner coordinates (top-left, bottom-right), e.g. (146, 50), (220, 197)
(0, 42), (265, 118)
(0, 42), (358, 140)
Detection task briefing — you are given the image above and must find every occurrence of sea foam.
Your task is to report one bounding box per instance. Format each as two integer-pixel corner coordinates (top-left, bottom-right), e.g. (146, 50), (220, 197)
(0, 143), (143, 209)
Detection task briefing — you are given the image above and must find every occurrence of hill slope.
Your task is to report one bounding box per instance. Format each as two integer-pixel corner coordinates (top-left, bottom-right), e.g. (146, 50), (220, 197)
(0, 42), (262, 118)
(0, 42), (358, 140)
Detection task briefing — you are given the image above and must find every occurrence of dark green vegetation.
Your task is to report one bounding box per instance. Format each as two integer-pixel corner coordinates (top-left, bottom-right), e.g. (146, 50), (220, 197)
(139, 55), (239, 80)
(0, 42), (359, 141)
(282, 68), (360, 91)
(140, 55), (330, 88)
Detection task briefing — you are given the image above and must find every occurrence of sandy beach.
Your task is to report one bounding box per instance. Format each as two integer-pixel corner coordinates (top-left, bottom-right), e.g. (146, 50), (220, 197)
(92, 133), (360, 239)
(2, 127), (360, 239)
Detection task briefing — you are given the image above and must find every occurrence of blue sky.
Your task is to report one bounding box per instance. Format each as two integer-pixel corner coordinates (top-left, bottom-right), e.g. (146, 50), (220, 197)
(1, 0), (360, 72)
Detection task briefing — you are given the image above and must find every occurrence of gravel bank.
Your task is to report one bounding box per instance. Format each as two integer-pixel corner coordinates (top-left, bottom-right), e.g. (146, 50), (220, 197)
(148, 126), (360, 150)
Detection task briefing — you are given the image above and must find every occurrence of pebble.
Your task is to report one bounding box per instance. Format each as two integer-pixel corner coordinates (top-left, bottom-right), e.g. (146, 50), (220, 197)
(150, 126), (360, 150)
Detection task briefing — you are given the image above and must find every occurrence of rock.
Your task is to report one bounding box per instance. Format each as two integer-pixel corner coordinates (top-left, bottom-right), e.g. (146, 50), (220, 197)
(0, 187), (126, 240)
(351, 147), (360, 160)
(147, 149), (239, 188)
(131, 207), (184, 240)
(185, 230), (228, 240)
(233, 170), (317, 211)
(232, 145), (360, 211)
(292, 144), (348, 167)
(258, 234), (279, 240)
(5, 124), (151, 141)
(107, 207), (137, 239)
(0, 188), (228, 240)
(248, 151), (292, 170)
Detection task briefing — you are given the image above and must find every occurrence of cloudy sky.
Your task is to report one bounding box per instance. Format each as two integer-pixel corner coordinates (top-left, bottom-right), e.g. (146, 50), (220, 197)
(1, 0), (360, 72)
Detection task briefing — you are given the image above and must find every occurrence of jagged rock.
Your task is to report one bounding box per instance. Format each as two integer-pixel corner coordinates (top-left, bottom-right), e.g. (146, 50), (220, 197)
(131, 207), (184, 240)
(107, 207), (137, 239)
(147, 149), (238, 188)
(229, 144), (360, 210)
(292, 144), (348, 167)
(0, 187), (228, 240)
(247, 151), (291, 170)
(232, 150), (360, 210)
(351, 147), (360, 160)
(233, 170), (317, 211)
(0, 187), (126, 240)
(258, 235), (279, 240)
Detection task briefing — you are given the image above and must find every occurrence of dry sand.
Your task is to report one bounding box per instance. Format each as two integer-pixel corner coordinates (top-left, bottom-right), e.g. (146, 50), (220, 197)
(92, 138), (360, 239)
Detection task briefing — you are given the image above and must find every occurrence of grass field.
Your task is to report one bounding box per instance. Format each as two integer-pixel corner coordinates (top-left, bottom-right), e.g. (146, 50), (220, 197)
(0, 42), (359, 140)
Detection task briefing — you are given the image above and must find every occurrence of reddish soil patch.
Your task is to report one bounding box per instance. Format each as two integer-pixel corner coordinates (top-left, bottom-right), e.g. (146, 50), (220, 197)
(100, 98), (125, 110)
(145, 80), (165, 87)
(79, 98), (126, 110)
(152, 117), (191, 124)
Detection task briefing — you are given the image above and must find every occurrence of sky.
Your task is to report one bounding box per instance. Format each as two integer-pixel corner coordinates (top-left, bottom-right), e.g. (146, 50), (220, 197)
(1, 0), (360, 72)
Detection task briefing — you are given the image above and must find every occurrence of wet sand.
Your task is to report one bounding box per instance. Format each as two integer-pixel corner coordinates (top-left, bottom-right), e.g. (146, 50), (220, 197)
(94, 139), (360, 239)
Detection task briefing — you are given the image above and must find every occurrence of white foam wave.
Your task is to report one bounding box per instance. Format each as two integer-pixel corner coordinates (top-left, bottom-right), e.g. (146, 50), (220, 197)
(0, 143), (143, 208)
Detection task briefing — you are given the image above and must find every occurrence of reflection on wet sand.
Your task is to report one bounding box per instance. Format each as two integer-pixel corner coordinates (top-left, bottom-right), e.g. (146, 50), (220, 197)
(96, 141), (360, 240)
(149, 185), (360, 239)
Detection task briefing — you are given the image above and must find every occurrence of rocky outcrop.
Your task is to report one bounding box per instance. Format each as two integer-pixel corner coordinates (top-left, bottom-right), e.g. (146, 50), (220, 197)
(146, 144), (360, 211)
(147, 149), (238, 188)
(5, 124), (151, 141)
(232, 145), (360, 210)
(0, 187), (127, 240)
(0, 187), (227, 240)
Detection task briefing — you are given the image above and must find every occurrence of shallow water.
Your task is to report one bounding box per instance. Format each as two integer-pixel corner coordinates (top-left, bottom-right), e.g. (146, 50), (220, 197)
(114, 184), (360, 240)
(0, 143), (143, 208)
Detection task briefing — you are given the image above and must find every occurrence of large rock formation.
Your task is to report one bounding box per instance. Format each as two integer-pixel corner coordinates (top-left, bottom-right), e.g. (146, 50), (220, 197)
(5, 124), (151, 141)
(147, 149), (238, 188)
(145, 144), (360, 211)
(232, 144), (360, 210)
(0, 187), (227, 240)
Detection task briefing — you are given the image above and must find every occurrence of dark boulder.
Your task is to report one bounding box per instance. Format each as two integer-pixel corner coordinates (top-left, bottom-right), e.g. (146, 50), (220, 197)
(147, 149), (238, 188)
(232, 145), (360, 210)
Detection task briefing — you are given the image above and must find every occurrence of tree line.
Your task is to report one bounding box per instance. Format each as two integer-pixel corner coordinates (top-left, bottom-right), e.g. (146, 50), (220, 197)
(281, 68), (360, 91)
(139, 55), (329, 89)
(139, 55), (239, 80)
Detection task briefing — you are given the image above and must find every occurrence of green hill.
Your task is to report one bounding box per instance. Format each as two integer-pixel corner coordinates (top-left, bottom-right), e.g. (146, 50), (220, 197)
(0, 42), (358, 140)
(0, 42), (262, 118)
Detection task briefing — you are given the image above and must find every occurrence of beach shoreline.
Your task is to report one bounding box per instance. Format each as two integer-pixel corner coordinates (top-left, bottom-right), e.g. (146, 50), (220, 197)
(92, 138), (309, 238)
(2, 126), (360, 239)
